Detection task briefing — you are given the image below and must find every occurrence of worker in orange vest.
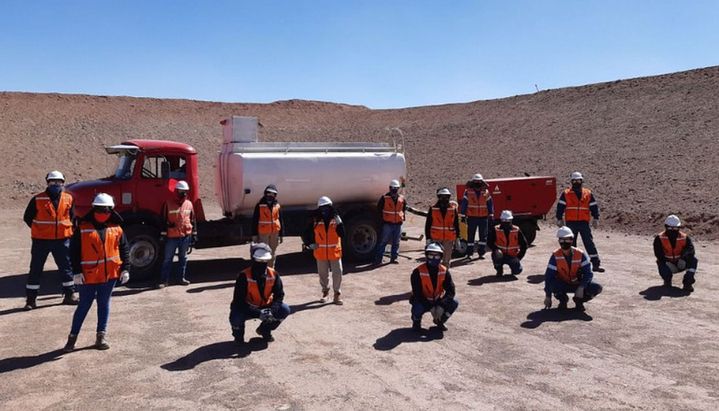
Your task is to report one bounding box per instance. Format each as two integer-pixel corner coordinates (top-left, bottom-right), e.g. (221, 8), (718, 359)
(374, 179), (407, 265)
(460, 173), (494, 259)
(654, 215), (698, 292)
(306, 196), (344, 305)
(64, 193), (130, 352)
(487, 210), (528, 277)
(251, 184), (283, 268)
(543, 226), (603, 312)
(159, 180), (196, 288)
(556, 172), (604, 272)
(410, 242), (459, 332)
(22, 170), (78, 310)
(229, 243), (290, 344)
(425, 187), (459, 267)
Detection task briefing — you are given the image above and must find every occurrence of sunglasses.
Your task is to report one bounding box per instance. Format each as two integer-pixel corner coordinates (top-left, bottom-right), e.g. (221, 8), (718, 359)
(47, 181), (64, 186)
(665, 226), (680, 231)
(426, 253), (443, 260)
(95, 207), (112, 213)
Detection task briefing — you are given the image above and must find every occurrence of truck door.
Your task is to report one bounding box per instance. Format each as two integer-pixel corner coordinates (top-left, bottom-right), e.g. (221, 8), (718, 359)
(135, 154), (176, 214)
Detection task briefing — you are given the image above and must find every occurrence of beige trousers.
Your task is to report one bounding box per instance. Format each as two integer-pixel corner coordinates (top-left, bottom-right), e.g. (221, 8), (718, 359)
(258, 232), (280, 268)
(317, 259), (343, 293)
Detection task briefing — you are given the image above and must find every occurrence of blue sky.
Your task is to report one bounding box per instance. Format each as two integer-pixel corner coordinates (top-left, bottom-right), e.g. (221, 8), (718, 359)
(1, 1), (718, 109)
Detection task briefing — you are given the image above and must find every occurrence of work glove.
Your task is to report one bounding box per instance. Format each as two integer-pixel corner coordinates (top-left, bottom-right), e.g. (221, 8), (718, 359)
(119, 270), (130, 285)
(494, 249), (503, 259)
(308, 243), (318, 250)
(592, 220), (599, 229)
(574, 286), (585, 300)
(556, 219), (564, 228)
(73, 273), (85, 285)
(664, 261), (679, 274)
(543, 296), (552, 309)
(259, 308), (274, 322)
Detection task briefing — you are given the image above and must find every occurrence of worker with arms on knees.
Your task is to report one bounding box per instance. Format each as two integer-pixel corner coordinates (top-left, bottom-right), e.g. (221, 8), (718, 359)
(654, 214), (698, 293)
(487, 210), (528, 277)
(410, 242), (459, 332)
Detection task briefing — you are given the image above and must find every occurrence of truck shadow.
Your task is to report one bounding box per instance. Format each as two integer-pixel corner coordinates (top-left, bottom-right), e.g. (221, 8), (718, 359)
(374, 292), (411, 306)
(639, 285), (690, 301)
(467, 275), (518, 286)
(161, 340), (267, 370)
(520, 309), (593, 329)
(0, 349), (66, 374)
(0, 270), (68, 300)
(373, 327), (444, 351)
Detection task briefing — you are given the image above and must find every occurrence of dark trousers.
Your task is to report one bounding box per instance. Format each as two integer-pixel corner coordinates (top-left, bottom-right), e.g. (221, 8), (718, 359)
(70, 280), (116, 335)
(229, 303), (291, 339)
(548, 281), (603, 303)
(491, 253), (523, 275)
(375, 223), (402, 262)
(27, 238), (74, 295)
(566, 221), (600, 267)
(411, 297), (459, 322)
(657, 257), (698, 285)
(161, 236), (191, 282)
(466, 217), (489, 256)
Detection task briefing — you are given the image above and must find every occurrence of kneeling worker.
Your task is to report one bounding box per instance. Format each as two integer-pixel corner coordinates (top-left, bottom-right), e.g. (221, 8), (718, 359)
(654, 214), (697, 292)
(410, 242), (459, 331)
(543, 226), (603, 312)
(229, 243), (291, 344)
(487, 210), (528, 276)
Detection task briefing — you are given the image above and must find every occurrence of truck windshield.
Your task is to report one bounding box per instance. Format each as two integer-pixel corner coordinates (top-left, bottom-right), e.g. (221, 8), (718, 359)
(114, 155), (137, 179)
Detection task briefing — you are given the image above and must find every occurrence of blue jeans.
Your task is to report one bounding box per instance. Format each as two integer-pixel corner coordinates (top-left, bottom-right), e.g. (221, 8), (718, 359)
(70, 280), (116, 335)
(657, 257), (698, 285)
(547, 281), (602, 303)
(411, 297), (459, 322)
(491, 253), (523, 275)
(161, 236), (191, 282)
(566, 221), (600, 266)
(27, 238), (74, 292)
(375, 223), (402, 262)
(229, 303), (291, 339)
(466, 217), (489, 256)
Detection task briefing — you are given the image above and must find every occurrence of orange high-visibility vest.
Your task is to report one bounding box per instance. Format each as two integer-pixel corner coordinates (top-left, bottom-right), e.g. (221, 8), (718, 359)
(563, 188), (592, 222)
(258, 203), (281, 235)
(243, 267), (276, 308)
(495, 226), (521, 257)
(314, 218), (342, 260)
(553, 248), (584, 285)
(165, 199), (194, 238)
(416, 263), (447, 302)
(79, 222), (123, 285)
(430, 205), (457, 241)
(658, 231), (687, 263)
(382, 195), (405, 224)
(31, 191), (74, 240)
(466, 189), (490, 217)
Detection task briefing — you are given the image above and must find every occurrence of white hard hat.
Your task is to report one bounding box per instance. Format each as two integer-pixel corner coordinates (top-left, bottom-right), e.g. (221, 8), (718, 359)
(570, 172), (584, 181)
(92, 193), (115, 208)
(436, 187), (452, 196)
(175, 180), (190, 191)
(425, 241), (444, 255)
(500, 210), (514, 222)
(46, 170), (65, 182)
(317, 196), (333, 207)
(557, 226), (574, 239)
(471, 173), (484, 182)
(664, 214), (681, 228)
(251, 243), (273, 262)
(264, 184), (278, 194)
(389, 179), (401, 188)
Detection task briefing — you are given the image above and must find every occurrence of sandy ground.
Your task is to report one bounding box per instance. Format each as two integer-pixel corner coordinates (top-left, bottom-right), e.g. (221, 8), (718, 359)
(1, 208), (717, 410)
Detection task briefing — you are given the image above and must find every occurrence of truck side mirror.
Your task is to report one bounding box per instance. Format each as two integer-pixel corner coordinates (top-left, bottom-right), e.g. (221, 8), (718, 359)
(244, 189), (251, 194)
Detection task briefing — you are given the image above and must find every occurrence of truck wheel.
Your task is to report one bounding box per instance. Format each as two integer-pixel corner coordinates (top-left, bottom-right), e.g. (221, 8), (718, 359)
(343, 214), (379, 262)
(452, 239), (468, 258)
(124, 224), (162, 282)
(518, 220), (537, 245)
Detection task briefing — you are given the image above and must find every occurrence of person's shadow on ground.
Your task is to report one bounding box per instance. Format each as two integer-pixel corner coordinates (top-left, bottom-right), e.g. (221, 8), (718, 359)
(0, 349), (66, 374)
(373, 327), (444, 351)
(161, 339), (268, 371)
(374, 292), (411, 306)
(639, 285), (690, 301)
(526, 274), (545, 284)
(290, 300), (331, 313)
(467, 275), (518, 286)
(520, 309), (593, 329)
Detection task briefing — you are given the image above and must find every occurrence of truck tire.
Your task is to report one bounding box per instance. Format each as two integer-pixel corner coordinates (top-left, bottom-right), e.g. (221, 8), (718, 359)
(518, 220), (537, 245)
(343, 214), (380, 262)
(124, 224), (162, 282)
(452, 239), (468, 258)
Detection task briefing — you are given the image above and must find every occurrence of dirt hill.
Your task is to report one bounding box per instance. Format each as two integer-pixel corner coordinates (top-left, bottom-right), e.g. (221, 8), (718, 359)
(1, 66), (717, 238)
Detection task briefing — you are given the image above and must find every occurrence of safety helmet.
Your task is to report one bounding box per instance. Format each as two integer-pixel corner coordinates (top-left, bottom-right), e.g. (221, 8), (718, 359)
(317, 196), (333, 207)
(264, 184), (278, 194)
(500, 210), (514, 222)
(436, 187), (452, 197)
(92, 193), (115, 208)
(471, 173), (484, 182)
(175, 180), (190, 191)
(570, 172), (584, 181)
(46, 170), (65, 182)
(250, 242), (273, 262)
(425, 241), (444, 255)
(556, 226), (574, 239)
(664, 214), (681, 228)
(389, 179), (401, 189)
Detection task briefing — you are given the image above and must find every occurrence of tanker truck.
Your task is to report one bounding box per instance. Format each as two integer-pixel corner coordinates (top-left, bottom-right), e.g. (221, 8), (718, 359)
(66, 116), (406, 280)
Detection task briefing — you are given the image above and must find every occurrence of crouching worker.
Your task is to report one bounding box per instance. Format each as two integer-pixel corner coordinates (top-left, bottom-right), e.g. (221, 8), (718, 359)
(543, 226), (603, 312)
(229, 243), (291, 344)
(410, 242), (459, 332)
(487, 210), (528, 277)
(654, 214), (698, 293)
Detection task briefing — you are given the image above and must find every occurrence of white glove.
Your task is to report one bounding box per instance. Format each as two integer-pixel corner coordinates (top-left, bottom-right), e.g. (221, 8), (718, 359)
(556, 219), (564, 227)
(73, 273), (84, 285)
(665, 262), (679, 274)
(494, 249), (503, 259)
(308, 243), (318, 250)
(119, 270), (130, 285)
(544, 296), (552, 309)
(574, 286), (585, 300)
(429, 305), (445, 322)
(592, 220), (599, 229)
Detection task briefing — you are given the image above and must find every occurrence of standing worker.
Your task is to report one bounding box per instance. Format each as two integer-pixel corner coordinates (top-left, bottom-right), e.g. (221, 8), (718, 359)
(556, 172), (604, 272)
(374, 179), (406, 265)
(159, 180), (196, 288)
(229, 243), (291, 344)
(410, 242), (459, 332)
(654, 215), (698, 292)
(23, 170), (78, 310)
(252, 184), (283, 268)
(487, 210), (528, 277)
(543, 226), (603, 312)
(307, 196), (344, 305)
(425, 187), (459, 268)
(460, 174), (494, 259)
(63, 193), (130, 352)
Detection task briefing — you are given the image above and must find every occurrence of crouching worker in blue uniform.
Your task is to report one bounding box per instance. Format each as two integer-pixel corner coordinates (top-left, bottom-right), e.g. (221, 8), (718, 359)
(654, 214), (698, 293)
(410, 242), (459, 332)
(543, 226), (603, 312)
(229, 243), (291, 344)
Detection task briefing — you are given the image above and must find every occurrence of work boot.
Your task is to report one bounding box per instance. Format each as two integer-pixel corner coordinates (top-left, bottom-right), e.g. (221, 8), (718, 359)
(177, 277), (191, 286)
(320, 288), (330, 303)
(412, 320), (422, 331)
(333, 292), (344, 305)
(63, 334), (78, 353)
(573, 297), (586, 312)
(95, 332), (110, 350)
(433, 318), (448, 331)
(62, 289), (79, 305)
(683, 282), (694, 293)
(256, 326), (274, 342)
(558, 300), (568, 311)
(156, 282), (168, 289)
(389, 258), (399, 264)
(24, 289), (38, 311)
(495, 266), (504, 277)
(592, 263), (605, 273)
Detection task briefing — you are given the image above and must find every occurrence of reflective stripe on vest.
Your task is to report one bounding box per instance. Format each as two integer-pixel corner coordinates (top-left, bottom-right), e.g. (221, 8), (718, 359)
(31, 192), (74, 240)
(244, 267), (276, 308)
(495, 226), (520, 257)
(417, 263), (446, 302)
(382, 195), (405, 224)
(258, 203), (281, 234)
(659, 231), (687, 263)
(553, 248), (583, 285)
(466, 189), (490, 217)
(430, 206), (457, 241)
(314, 218), (342, 260)
(79, 223), (123, 285)
(563, 188), (592, 222)
(166, 199), (194, 238)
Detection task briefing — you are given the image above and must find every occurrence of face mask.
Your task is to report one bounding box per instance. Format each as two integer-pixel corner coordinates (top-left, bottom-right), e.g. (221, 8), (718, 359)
(251, 261), (268, 276)
(94, 211), (111, 223)
(47, 185), (63, 197)
(265, 194), (276, 202)
(177, 191), (188, 199)
(426, 254), (442, 267)
(572, 182), (582, 189)
(501, 222), (512, 229)
(560, 241), (572, 250)
(320, 207), (331, 217)
(389, 188), (399, 195)
(666, 228), (679, 239)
